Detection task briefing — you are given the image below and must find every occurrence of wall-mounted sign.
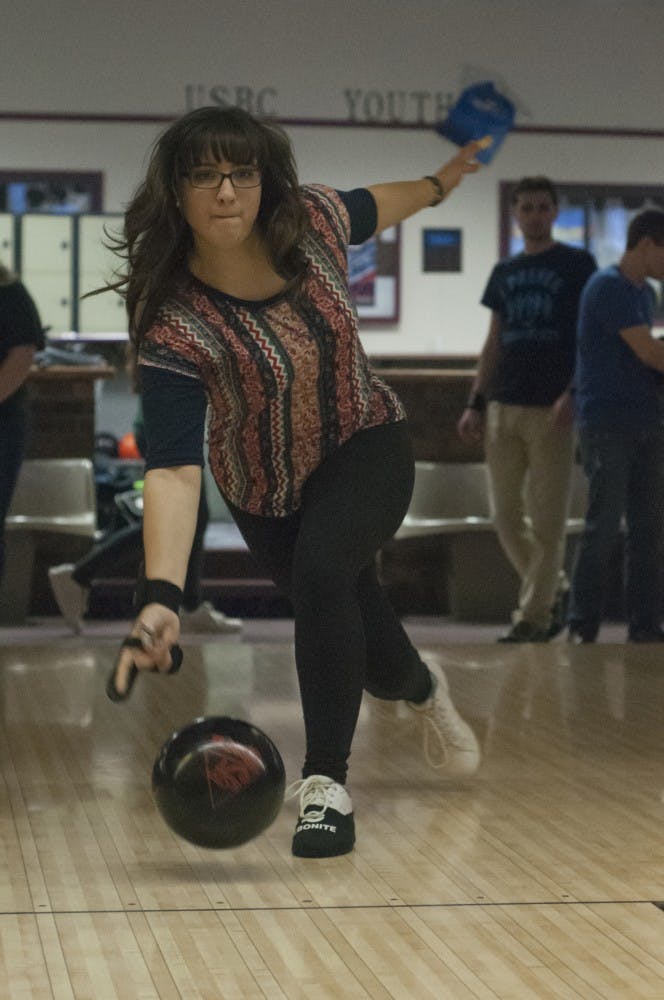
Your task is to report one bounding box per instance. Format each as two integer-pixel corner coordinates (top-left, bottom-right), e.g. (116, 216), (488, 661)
(184, 85), (454, 126)
(422, 228), (462, 272)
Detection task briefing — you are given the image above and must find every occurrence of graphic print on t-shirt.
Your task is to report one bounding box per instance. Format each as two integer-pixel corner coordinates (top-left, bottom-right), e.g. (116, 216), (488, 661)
(501, 266), (565, 344)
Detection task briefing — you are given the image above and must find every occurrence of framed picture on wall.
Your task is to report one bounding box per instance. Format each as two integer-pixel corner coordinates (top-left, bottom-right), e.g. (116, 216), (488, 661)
(348, 225), (400, 324)
(0, 170), (103, 215)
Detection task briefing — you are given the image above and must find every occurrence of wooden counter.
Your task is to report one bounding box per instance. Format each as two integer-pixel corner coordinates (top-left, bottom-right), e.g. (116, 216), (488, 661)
(24, 363), (479, 462)
(26, 364), (116, 458)
(373, 367), (483, 462)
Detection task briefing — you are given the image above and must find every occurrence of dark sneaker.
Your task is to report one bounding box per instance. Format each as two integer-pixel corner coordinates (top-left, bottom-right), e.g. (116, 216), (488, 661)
(547, 587), (570, 639)
(498, 621), (549, 643)
(628, 627), (664, 643)
(289, 775), (355, 858)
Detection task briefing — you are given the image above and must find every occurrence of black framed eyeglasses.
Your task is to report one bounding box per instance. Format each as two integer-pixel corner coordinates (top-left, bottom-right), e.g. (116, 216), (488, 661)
(186, 166), (262, 190)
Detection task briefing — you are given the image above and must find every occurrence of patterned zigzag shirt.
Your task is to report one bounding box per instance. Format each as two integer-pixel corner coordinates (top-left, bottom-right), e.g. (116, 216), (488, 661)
(139, 185), (405, 517)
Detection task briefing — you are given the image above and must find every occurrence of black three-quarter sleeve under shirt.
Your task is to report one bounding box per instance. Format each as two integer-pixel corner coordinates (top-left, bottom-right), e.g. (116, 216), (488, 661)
(340, 187), (377, 245)
(141, 366), (208, 471)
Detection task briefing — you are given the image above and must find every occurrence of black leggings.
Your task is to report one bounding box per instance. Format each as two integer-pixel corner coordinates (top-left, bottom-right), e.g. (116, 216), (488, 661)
(228, 421), (431, 784)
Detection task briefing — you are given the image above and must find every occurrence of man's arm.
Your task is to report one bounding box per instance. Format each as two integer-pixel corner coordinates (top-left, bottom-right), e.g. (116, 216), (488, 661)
(620, 325), (664, 373)
(457, 312), (501, 442)
(470, 312), (501, 399)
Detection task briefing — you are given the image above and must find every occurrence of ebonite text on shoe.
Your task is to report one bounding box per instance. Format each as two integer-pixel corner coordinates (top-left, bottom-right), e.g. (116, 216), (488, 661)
(297, 822), (337, 833)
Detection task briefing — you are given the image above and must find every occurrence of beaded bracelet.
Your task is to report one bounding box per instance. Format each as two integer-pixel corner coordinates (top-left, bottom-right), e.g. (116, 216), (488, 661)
(423, 174), (445, 207)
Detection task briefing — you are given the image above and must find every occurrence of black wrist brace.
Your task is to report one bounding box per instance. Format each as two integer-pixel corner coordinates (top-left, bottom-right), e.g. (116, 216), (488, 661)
(134, 577), (183, 614)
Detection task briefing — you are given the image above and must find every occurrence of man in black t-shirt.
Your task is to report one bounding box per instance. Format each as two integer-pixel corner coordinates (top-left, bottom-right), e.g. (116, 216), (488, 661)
(458, 177), (596, 641)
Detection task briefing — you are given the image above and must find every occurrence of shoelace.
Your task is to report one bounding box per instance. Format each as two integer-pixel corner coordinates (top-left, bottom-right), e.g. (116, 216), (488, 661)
(416, 678), (468, 768)
(286, 775), (334, 823)
(420, 701), (457, 769)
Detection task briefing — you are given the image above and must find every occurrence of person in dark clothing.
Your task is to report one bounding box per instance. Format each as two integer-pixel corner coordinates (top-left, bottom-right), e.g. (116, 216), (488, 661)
(108, 106), (486, 858)
(48, 400), (242, 634)
(457, 177), (596, 642)
(568, 209), (664, 643)
(0, 262), (44, 586)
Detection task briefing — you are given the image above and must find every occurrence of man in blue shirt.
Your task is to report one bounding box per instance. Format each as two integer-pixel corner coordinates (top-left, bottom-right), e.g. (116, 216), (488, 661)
(568, 209), (664, 643)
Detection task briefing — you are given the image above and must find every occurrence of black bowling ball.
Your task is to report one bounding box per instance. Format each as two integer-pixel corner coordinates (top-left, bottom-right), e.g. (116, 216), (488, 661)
(152, 716), (285, 849)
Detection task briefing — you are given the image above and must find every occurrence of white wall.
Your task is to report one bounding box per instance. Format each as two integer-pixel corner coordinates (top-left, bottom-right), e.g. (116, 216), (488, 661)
(2, 0), (664, 355)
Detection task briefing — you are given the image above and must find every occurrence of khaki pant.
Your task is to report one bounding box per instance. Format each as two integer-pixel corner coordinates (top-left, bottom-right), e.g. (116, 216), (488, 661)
(485, 401), (575, 629)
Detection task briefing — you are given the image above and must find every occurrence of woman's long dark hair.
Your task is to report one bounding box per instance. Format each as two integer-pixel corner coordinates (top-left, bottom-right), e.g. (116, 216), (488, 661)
(101, 106), (310, 356)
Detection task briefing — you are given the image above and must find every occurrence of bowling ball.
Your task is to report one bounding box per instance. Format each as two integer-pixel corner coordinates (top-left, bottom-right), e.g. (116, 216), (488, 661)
(152, 716), (285, 849)
(118, 431), (141, 459)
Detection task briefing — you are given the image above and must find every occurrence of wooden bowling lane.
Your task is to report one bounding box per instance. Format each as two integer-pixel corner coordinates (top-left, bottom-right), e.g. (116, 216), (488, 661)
(1, 633), (664, 997)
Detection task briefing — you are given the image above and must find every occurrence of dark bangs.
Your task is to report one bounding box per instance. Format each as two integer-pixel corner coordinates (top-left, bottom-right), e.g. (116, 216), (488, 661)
(145, 106), (309, 297)
(173, 110), (269, 177)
